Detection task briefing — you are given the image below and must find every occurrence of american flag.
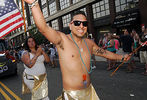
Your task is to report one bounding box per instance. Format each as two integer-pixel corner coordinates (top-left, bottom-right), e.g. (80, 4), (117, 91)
(0, 0), (24, 38)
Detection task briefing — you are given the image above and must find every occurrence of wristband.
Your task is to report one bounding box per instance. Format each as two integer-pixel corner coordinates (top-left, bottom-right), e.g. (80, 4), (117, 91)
(28, 0), (38, 9)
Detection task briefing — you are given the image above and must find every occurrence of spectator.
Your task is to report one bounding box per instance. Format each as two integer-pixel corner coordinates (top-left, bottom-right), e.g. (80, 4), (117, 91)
(114, 37), (120, 54)
(139, 25), (147, 75)
(131, 29), (140, 57)
(106, 33), (116, 70)
(120, 29), (134, 73)
(49, 44), (57, 68)
(21, 36), (50, 100)
(88, 35), (96, 69)
(98, 37), (103, 47)
(102, 33), (108, 49)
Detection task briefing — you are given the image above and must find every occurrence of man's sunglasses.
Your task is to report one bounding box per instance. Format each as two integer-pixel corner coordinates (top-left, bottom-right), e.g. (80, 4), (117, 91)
(72, 20), (88, 27)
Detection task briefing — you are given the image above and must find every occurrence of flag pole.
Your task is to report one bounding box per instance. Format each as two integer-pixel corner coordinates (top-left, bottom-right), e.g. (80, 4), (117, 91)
(21, 0), (26, 32)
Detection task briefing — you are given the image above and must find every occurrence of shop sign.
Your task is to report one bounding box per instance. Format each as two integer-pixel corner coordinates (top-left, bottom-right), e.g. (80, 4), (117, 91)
(113, 11), (139, 27)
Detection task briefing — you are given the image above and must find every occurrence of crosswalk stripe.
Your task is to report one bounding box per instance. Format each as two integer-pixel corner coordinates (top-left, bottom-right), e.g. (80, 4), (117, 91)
(0, 81), (21, 100)
(0, 87), (11, 100)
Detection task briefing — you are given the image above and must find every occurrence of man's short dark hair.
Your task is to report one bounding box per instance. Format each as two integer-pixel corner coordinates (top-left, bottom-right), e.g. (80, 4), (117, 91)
(71, 11), (87, 21)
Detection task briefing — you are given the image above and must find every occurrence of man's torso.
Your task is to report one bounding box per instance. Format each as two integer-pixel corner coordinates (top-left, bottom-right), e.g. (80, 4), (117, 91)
(56, 33), (93, 90)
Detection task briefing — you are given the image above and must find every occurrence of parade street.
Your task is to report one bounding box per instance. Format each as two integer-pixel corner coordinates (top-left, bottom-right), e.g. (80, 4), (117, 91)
(0, 0), (147, 100)
(0, 59), (147, 100)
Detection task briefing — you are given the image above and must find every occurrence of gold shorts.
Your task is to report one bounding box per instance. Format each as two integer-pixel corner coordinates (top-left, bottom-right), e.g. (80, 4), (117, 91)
(56, 84), (100, 100)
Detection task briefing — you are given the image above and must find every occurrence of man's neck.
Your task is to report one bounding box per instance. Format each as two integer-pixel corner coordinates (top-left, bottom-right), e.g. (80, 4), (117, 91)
(71, 33), (83, 44)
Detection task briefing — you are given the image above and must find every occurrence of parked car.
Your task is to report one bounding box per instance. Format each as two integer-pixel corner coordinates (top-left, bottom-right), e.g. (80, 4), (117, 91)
(0, 39), (17, 78)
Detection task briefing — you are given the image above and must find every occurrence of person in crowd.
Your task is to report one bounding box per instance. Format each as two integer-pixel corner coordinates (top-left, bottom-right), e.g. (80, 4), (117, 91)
(139, 25), (147, 75)
(102, 33), (108, 49)
(49, 44), (57, 68)
(106, 33), (116, 70)
(114, 36), (120, 54)
(131, 29), (140, 57)
(88, 35), (96, 69)
(120, 29), (134, 73)
(21, 36), (50, 100)
(23, 0), (131, 99)
(18, 47), (24, 60)
(98, 36), (103, 47)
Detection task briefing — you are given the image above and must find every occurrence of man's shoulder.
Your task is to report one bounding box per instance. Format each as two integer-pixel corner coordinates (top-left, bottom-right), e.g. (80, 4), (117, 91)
(58, 32), (70, 40)
(85, 38), (94, 43)
(85, 38), (96, 48)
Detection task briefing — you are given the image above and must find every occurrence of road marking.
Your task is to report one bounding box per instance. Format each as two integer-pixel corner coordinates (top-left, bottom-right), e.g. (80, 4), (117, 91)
(0, 81), (21, 100)
(0, 87), (11, 100)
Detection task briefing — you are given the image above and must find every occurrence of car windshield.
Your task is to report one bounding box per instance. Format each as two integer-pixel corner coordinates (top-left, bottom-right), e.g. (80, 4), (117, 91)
(0, 40), (6, 52)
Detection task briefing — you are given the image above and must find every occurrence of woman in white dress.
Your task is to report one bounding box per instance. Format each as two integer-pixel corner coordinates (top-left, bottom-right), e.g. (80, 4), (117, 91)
(21, 36), (50, 100)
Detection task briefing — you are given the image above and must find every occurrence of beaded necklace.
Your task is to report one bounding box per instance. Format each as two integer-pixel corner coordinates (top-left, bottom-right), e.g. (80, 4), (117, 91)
(70, 33), (93, 87)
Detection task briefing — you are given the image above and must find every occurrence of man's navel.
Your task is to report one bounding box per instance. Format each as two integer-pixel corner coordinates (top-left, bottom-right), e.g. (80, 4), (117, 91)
(72, 55), (74, 57)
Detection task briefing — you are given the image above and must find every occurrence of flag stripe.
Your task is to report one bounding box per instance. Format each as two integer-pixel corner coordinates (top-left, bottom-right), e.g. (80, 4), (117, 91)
(0, 17), (23, 32)
(0, 0), (24, 38)
(0, 9), (18, 21)
(0, 14), (23, 28)
(0, 12), (21, 25)
(0, 23), (24, 38)
(1, 20), (24, 34)
(0, 21), (24, 38)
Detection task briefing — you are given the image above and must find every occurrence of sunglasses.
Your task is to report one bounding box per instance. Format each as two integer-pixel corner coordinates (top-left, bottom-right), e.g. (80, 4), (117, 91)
(72, 20), (88, 27)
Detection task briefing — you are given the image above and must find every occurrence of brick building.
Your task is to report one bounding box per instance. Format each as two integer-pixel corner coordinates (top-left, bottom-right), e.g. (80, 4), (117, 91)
(6, 0), (147, 48)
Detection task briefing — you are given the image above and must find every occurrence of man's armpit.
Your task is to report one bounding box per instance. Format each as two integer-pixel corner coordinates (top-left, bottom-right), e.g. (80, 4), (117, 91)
(94, 48), (106, 55)
(56, 39), (64, 50)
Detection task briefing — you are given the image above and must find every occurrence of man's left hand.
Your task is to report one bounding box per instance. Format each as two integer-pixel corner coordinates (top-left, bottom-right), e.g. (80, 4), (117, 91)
(123, 54), (131, 62)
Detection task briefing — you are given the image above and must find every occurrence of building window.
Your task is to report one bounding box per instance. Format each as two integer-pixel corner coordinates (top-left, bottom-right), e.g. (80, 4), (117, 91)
(115, 0), (138, 12)
(73, 0), (81, 4)
(31, 16), (35, 25)
(19, 1), (22, 10)
(80, 8), (87, 15)
(62, 14), (71, 27)
(42, 7), (48, 18)
(92, 0), (110, 19)
(49, 2), (57, 15)
(51, 19), (59, 30)
(60, 0), (70, 10)
(41, 0), (46, 5)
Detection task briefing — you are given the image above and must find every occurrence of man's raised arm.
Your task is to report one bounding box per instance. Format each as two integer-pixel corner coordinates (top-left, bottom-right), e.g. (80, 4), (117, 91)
(23, 0), (62, 45)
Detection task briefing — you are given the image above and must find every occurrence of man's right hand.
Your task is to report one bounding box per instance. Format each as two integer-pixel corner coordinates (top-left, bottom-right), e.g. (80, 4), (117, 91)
(23, 0), (62, 46)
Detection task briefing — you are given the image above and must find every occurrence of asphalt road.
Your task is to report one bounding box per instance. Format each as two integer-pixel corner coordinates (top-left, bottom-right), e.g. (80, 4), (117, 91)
(0, 60), (147, 100)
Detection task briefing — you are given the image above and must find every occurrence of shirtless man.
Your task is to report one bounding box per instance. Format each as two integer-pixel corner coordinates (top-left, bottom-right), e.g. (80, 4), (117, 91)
(23, 0), (130, 99)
